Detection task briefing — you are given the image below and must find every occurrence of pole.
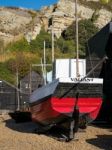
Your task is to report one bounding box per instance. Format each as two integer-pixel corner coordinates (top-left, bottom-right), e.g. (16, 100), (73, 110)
(52, 19), (54, 63)
(29, 64), (32, 94)
(16, 68), (20, 111)
(75, 0), (80, 78)
(44, 41), (46, 85)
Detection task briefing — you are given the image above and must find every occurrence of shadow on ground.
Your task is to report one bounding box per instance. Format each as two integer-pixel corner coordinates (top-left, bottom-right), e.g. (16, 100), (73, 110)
(86, 135), (112, 150)
(5, 119), (37, 133)
(5, 119), (74, 141)
(91, 121), (112, 129)
(42, 126), (72, 141)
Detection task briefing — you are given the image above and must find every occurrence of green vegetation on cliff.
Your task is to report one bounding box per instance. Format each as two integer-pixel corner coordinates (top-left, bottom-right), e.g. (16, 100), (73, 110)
(0, 19), (99, 84)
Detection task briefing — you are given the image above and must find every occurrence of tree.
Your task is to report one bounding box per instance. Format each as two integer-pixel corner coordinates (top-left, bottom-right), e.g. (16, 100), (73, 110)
(7, 52), (30, 79)
(30, 29), (52, 53)
(62, 19), (99, 55)
(57, 37), (75, 54)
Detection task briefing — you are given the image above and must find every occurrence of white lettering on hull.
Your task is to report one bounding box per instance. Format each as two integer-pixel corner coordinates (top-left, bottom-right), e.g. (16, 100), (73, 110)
(71, 78), (93, 82)
(59, 77), (103, 84)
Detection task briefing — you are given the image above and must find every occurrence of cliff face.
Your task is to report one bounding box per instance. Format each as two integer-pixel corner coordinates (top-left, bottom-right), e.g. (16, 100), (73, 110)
(0, 7), (33, 44)
(0, 0), (112, 44)
(42, 0), (112, 38)
(46, 0), (94, 38)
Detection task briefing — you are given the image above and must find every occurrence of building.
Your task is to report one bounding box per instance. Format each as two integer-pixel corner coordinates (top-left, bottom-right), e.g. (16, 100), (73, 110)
(19, 71), (44, 109)
(86, 22), (112, 77)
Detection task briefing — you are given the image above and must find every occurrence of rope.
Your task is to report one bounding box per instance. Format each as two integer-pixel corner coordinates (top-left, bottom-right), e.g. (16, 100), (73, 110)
(0, 56), (106, 97)
(0, 79), (27, 94)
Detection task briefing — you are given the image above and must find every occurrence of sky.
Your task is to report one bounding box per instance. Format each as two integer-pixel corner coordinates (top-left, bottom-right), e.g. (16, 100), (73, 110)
(0, 0), (58, 10)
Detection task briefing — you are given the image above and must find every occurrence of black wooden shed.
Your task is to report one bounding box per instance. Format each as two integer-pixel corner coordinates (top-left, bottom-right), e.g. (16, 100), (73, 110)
(86, 21), (112, 77)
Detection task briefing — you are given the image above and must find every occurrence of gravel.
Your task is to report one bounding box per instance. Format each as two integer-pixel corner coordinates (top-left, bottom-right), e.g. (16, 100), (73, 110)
(0, 115), (112, 150)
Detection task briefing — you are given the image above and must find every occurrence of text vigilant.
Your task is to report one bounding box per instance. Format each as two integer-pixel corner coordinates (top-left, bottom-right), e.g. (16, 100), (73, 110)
(71, 78), (94, 82)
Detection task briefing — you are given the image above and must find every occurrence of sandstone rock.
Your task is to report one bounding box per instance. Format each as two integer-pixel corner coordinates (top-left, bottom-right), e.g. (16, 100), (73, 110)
(25, 16), (42, 42)
(94, 9), (112, 28)
(0, 0), (112, 43)
(41, 0), (112, 38)
(0, 7), (32, 44)
(0, 8), (32, 32)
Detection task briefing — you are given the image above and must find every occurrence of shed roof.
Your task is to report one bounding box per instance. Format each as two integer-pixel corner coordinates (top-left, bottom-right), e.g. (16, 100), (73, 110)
(20, 71), (43, 82)
(87, 22), (112, 59)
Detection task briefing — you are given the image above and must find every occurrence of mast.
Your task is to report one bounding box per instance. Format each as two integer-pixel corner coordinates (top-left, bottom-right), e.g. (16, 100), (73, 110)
(43, 40), (47, 85)
(52, 19), (54, 63)
(16, 68), (20, 111)
(75, 0), (80, 78)
(29, 64), (32, 95)
(31, 41), (52, 85)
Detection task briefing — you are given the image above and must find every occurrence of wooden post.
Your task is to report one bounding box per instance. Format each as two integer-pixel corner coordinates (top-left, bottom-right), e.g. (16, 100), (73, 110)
(16, 68), (20, 111)
(75, 0), (80, 78)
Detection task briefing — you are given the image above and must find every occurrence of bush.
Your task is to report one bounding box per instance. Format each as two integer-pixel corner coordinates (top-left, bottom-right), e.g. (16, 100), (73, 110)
(62, 19), (99, 56)
(0, 62), (16, 84)
(7, 52), (30, 79)
(30, 29), (52, 53)
(56, 37), (75, 54)
(6, 38), (30, 52)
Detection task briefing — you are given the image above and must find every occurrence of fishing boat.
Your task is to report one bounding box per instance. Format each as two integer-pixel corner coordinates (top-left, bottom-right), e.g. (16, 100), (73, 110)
(8, 95), (31, 123)
(9, 110), (31, 123)
(29, 59), (103, 132)
(29, 0), (103, 141)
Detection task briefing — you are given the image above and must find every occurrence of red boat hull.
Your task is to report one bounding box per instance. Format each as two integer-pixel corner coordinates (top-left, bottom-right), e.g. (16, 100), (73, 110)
(30, 97), (102, 125)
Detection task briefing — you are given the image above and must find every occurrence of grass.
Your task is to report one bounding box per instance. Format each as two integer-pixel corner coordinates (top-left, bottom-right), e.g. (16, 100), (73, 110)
(0, 62), (16, 84)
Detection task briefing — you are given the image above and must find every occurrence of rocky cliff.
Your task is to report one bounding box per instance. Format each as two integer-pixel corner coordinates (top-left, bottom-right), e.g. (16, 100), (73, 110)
(42, 0), (112, 38)
(0, 0), (112, 44)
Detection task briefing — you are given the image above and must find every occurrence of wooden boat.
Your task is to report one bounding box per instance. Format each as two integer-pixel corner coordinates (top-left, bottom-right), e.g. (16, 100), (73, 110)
(9, 101), (31, 123)
(29, 58), (103, 141)
(29, 1), (103, 141)
(9, 110), (31, 123)
(30, 77), (103, 123)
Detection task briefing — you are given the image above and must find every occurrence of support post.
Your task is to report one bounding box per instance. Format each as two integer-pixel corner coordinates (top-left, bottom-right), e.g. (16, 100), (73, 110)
(69, 92), (79, 140)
